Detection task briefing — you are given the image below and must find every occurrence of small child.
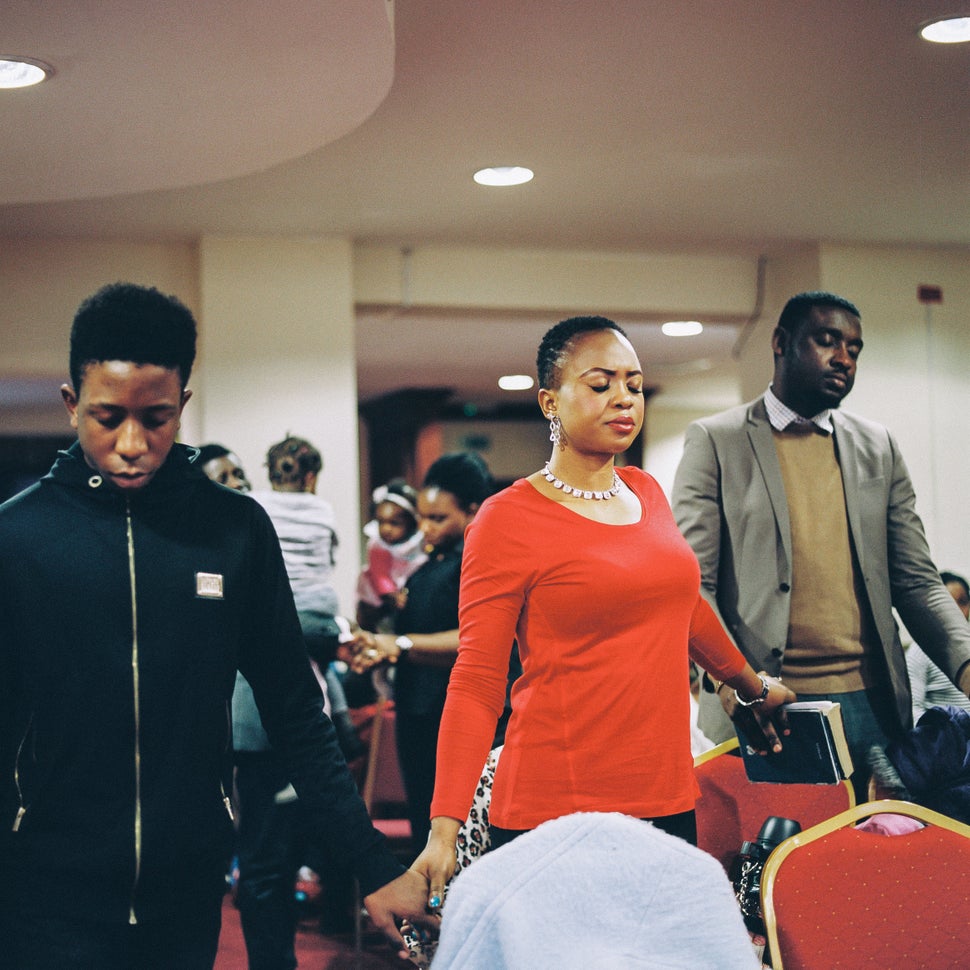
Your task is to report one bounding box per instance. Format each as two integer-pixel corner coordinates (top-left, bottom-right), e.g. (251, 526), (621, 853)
(252, 435), (364, 760)
(355, 478), (427, 632)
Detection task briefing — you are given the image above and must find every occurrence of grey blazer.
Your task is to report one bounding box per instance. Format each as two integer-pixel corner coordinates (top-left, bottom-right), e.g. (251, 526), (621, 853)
(672, 396), (970, 741)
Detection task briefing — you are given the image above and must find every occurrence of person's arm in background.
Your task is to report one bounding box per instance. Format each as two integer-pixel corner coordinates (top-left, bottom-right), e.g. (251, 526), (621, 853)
(348, 628), (459, 671)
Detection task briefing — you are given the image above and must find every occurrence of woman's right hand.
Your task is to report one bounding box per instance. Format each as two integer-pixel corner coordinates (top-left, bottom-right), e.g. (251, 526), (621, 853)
(411, 819), (461, 913)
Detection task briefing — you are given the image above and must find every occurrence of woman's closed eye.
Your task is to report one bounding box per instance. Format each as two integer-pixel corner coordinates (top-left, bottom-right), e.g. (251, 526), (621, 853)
(590, 382), (642, 395)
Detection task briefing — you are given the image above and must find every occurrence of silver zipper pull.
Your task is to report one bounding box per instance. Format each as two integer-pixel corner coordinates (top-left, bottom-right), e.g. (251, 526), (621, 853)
(223, 796), (235, 822)
(12, 806), (26, 832)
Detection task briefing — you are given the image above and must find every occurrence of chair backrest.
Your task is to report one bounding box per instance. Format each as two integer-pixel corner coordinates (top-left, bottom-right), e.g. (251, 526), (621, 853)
(360, 697), (408, 817)
(694, 737), (855, 872)
(761, 800), (970, 970)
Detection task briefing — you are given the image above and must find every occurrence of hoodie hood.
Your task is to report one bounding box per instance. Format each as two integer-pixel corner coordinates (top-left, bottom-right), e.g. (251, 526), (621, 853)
(46, 440), (206, 507)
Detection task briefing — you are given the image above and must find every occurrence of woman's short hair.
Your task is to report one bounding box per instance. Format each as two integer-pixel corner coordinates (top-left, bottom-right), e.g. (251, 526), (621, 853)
(536, 315), (627, 390)
(422, 452), (493, 511)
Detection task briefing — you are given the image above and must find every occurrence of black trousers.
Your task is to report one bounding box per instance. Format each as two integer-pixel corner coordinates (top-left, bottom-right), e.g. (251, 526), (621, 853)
(490, 809), (698, 851)
(395, 709), (443, 856)
(234, 751), (302, 970)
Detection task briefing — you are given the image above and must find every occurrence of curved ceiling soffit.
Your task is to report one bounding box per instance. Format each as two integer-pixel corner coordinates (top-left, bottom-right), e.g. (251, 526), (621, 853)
(0, 0), (395, 204)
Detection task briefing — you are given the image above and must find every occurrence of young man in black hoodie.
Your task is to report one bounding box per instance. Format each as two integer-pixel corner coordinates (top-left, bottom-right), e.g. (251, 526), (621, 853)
(0, 282), (434, 969)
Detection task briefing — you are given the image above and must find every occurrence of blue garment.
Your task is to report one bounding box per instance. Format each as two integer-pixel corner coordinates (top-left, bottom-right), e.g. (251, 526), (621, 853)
(888, 705), (970, 824)
(797, 688), (899, 802)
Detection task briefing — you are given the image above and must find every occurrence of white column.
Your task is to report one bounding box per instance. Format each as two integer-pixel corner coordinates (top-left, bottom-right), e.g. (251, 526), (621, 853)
(196, 236), (361, 613)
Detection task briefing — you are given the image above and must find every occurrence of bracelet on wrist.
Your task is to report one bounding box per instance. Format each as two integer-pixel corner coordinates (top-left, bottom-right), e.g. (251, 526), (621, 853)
(734, 674), (770, 707)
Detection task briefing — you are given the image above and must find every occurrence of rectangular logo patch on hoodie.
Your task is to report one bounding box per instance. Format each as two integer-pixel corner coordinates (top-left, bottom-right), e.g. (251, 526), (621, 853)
(196, 572), (225, 599)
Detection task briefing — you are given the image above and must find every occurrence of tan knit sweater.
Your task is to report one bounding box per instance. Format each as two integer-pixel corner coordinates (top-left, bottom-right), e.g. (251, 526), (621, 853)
(773, 427), (878, 694)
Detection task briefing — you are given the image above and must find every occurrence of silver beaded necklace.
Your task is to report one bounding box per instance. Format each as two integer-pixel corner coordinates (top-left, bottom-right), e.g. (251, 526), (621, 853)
(542, 463), (621, 501)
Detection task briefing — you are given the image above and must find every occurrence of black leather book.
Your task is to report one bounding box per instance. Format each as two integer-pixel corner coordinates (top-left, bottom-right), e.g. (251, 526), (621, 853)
(735, 700), (854, 785)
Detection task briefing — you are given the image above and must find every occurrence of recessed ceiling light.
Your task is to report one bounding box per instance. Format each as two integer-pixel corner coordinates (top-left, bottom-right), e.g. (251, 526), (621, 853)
(919, 17), (970, 43)
(473, 166), (534, 187)
(498, 374), (535, 391)
(662, 321), (704, 337)
(0, 57), (53, 89)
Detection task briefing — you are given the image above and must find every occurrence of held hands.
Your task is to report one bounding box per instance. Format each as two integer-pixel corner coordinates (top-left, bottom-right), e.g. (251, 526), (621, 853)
(362, 820), (458, 961)
(348, 631), (396, 674)
(720, 672), (797, 754)
(363, 868), (441, 959)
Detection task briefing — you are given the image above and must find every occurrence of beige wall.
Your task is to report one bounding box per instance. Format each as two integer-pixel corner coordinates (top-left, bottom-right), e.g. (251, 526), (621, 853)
(0, 235), (364, 611)
(729, 244), (970, 578)
(439, 418), (548, 482)
(3, 236), (969, 592)
(0, 238), (198, 434)
(355, 243), (759, 317)
(197, 236), (362, 610)
(818, 245), (970, 576)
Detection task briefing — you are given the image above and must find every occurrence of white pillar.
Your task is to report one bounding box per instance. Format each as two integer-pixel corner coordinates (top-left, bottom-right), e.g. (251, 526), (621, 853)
(196, 236), (361, 613)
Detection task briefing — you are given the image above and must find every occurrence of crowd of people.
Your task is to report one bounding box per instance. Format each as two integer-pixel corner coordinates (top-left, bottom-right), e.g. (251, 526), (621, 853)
(2, 281), (969, 969)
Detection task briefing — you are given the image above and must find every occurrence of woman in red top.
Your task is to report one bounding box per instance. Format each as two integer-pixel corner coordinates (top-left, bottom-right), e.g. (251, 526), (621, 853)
(413, 316), (794, 907)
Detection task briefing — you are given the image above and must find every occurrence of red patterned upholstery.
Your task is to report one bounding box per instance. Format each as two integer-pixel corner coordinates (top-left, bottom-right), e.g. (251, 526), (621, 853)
(354, 698), (411, 953)
(762, 800), (970, 970)
(360, 698), (409, 831)
(694, 738), (855, 873)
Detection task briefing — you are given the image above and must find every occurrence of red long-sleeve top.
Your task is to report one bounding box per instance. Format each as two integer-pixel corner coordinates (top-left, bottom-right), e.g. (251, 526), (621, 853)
(430, 467), (746, 829)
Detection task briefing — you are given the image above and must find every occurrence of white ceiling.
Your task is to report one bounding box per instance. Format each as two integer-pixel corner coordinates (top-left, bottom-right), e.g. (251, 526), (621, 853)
(2, 0), (967, 409)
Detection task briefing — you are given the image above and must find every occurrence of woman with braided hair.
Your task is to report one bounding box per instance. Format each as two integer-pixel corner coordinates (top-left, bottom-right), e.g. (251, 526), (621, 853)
(411, 316), (795, 913)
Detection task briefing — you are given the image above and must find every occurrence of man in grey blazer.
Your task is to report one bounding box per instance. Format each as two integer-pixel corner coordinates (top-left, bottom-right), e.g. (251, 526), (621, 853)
(673, 291), (970, 795)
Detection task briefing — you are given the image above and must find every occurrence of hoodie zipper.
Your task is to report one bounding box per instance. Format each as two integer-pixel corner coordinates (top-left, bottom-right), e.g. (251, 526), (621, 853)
(222, 702), (235, 822)
(126, 501), (143, 926)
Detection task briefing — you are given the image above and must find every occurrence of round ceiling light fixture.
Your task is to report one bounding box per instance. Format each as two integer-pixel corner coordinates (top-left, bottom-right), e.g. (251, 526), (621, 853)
(0, 56), (54, 89)
(473, 166), (534, 186)
(662, 321), (704, 337)
(918, 16), (970, 43)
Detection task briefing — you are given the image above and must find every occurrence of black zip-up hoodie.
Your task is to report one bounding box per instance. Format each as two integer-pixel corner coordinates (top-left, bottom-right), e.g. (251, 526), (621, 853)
(0, 442), (402, 924)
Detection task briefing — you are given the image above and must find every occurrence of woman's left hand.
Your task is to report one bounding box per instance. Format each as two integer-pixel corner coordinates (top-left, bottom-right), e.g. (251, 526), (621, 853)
(724, 673), (796, 754)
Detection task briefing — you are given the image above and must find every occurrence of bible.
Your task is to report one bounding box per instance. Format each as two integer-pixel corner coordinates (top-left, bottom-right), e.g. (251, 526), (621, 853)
(735, 700), (854, 785)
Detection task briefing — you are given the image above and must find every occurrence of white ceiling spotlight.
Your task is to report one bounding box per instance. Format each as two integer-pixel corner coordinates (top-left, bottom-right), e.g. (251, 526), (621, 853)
(0, 57), (53, 89)
(662, 321), (704, 337)
(473, 166), (534, 186)
(918, 17), (970, 43)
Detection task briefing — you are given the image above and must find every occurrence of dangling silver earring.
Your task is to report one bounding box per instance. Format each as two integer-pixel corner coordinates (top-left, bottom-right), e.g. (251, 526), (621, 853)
(548, 414), (564, 449)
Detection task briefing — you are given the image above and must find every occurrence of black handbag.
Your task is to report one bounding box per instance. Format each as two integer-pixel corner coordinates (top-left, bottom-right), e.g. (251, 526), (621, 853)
(729, 815), (801, 935)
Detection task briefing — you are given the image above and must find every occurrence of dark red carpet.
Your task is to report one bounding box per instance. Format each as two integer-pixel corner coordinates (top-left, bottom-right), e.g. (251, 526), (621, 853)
(214, 895), (413, 970)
